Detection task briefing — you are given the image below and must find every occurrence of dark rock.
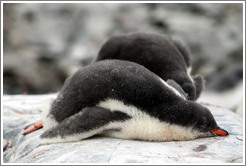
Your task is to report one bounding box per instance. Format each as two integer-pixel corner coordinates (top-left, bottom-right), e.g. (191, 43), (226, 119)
(207, 64), (243, 92)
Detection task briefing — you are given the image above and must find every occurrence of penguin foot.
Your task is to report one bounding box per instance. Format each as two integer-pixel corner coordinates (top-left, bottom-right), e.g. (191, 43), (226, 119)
(23, 121), (43, 135)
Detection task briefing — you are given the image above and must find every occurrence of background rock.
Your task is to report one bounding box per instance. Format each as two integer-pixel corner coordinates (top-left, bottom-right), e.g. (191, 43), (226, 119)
(2, 95), (243, 163)
(3, 3), (243, 95)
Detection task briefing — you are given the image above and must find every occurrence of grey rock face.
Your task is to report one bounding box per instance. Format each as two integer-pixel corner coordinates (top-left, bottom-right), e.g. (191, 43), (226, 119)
(3, 95), (243, 163)
(3, 3), (243, 94)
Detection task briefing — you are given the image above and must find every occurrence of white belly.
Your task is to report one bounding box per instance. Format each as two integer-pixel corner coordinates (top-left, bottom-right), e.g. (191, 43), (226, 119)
(98, 99), (208, 141)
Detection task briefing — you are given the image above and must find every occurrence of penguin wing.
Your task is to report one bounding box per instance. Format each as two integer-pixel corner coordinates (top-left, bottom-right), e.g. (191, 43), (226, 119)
(40, 106), (131, 144)
(167, 79), (188, 100)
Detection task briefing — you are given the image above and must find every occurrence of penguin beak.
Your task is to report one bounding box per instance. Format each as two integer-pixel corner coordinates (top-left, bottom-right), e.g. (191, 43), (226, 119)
(211, 127), (229, 136)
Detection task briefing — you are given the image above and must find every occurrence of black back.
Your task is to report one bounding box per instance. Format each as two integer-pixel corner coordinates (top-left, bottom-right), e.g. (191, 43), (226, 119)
(50, 60), (217, 132)
(95, 32), (198, 100)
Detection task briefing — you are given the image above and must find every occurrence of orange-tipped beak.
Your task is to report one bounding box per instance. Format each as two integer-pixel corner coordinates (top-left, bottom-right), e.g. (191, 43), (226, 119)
(211, 127), (229, 136)
(23, 121), (43, 135)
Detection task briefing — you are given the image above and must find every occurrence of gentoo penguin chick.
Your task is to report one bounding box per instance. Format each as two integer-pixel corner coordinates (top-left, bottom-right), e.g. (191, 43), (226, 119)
(39, 60), (228, 144)
(95, 32), (204, 100)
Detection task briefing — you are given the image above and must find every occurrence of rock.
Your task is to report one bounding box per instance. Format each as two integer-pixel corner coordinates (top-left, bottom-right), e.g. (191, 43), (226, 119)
(199, 63), (243, 116)
(235, 99), (243, 117)
(207, 64), (243, 92)
(150, 4), (243, 78)
(3, 3), (243, 94)
(198, 82), (243, 114)
(2, 94), (57, 140)
(3, 94), (243, 163)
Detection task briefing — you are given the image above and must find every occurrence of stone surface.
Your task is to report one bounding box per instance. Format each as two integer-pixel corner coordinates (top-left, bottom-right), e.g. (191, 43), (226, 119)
(3, 3), (243, 94)
(2, 94), (244, 164)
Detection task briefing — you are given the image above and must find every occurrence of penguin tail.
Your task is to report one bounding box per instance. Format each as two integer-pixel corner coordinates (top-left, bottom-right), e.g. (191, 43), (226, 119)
(23, 120), (43, 135)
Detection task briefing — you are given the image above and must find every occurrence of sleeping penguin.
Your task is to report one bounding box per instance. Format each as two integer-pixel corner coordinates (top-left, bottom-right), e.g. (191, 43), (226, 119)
(39, 60), (228, 144)
(95, 32), (204, 101)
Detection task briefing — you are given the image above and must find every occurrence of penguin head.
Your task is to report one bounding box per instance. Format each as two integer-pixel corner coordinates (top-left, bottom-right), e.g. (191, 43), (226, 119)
(192, 104), (229, 137)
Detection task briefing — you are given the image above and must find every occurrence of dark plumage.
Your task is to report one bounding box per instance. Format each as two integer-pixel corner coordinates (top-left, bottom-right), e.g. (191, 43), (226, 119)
(95, 32), (204, 100)
(40, 60), (221, 144)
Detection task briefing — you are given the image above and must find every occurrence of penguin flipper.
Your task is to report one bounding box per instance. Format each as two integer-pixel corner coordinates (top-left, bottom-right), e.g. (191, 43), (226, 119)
(40, 106), (130, 144)
(167, 79), (188, 100)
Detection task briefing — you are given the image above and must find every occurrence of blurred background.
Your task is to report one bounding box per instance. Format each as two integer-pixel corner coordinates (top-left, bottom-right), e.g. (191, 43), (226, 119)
(3, 3), (244, 113)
